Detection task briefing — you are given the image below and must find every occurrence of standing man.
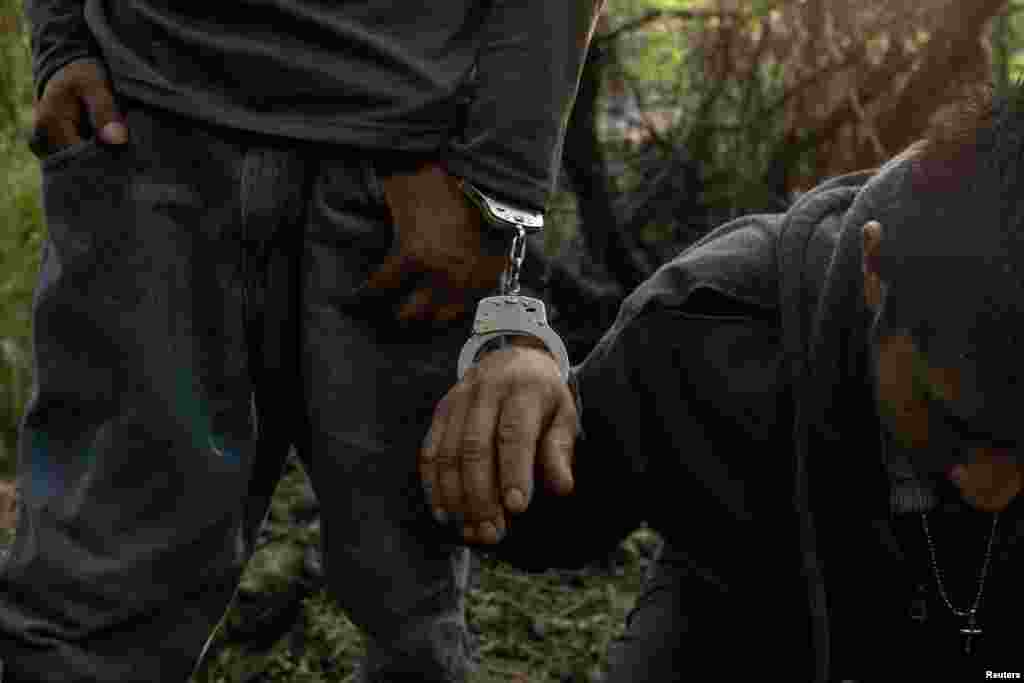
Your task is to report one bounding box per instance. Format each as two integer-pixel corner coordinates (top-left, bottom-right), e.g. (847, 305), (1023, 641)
(0, 2), (606, 681)
(423, 84), (1024, 681)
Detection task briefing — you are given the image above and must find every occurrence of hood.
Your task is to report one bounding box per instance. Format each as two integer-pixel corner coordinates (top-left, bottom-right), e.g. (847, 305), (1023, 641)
(777, 149), (924, 682)
(596, 148), (922, 680)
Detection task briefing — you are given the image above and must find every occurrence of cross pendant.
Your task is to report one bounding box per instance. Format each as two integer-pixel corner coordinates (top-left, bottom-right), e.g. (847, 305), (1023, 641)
(960, 616), (983, 656)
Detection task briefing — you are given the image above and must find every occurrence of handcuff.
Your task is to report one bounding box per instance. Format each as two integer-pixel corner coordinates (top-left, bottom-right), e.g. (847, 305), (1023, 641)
(455, 180), (571, 382)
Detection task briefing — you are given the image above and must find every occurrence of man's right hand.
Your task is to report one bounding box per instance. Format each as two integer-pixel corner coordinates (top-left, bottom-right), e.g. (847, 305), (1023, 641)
(29, 59), (128, 158)
(420, 338), (579, 545)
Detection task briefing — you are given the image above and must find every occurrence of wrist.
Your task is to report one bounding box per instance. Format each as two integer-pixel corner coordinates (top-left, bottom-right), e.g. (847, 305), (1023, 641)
(457, 297), (570, 382)
(476, 334), (552, 360)
(474, 335), (564, 378)
(456, 179), (544, 234)
(506, 335), (552, 353)
(38, 54), (104, 100)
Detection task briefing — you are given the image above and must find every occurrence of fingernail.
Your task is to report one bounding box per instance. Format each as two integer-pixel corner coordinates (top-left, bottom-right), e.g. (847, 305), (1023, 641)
(505, 488), (525, 511)
(101, 121), (128, 144)
(433, 507), (448, 525)
(480, 521), (504, 544)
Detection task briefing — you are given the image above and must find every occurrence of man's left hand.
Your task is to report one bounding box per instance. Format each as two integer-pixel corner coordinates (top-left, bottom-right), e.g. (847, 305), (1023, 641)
(365, 163), (509, 324)
(420, 338), (578, 545)
(950, 449), (1023, 512)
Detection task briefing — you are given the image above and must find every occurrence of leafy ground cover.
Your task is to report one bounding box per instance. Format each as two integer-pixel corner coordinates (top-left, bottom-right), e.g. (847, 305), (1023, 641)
(187, 459), (662, 683)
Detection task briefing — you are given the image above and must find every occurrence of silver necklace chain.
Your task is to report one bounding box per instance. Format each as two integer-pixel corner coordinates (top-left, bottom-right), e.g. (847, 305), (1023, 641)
(919, 511), (999, 619)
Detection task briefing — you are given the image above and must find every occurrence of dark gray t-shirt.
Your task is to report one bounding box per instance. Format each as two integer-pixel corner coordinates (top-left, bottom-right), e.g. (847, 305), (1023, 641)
(25, 1), (603, 210)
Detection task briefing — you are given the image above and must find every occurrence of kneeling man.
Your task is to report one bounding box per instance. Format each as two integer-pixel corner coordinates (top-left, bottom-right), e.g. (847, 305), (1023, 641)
(421, 85), (1024, 682)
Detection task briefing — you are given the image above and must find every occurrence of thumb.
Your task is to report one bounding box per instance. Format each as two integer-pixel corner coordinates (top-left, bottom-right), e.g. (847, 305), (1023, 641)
(364, 249), (411, 293)
(78, 69), (128, 145)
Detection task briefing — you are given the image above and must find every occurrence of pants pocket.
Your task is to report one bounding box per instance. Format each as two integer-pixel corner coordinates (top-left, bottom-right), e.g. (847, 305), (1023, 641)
(305, 156), (396, 314)
(38, 134), (141, 309)
(38, 137), (106, 172)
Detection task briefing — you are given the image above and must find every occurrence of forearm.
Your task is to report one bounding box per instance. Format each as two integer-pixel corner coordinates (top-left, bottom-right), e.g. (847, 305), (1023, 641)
(443, 0), (606, 211)
(24, 0), (99, 98)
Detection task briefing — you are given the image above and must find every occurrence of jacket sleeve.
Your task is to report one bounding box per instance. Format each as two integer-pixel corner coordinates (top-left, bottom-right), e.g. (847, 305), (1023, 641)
(442, 0), (606, 212)
(24, 0), (101, 98)
(487, 306), (692, 571)
(488, 294), (788, 572)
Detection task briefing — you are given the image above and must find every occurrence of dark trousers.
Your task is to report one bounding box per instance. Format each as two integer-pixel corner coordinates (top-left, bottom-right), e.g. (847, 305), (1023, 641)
(0, 99), (473, 682)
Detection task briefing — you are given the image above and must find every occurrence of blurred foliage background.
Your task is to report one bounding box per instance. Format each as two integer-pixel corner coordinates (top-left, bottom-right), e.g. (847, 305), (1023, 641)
(0, 0), (40, 478)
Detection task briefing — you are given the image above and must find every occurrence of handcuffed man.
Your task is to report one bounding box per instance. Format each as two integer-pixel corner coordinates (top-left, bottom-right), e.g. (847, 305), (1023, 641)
(423, 84), (1024, 682)
(0, 2), (606, 681)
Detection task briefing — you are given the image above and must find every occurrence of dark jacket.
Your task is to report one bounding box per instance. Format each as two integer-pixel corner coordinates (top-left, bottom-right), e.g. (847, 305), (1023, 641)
(492, 159), (1024, 680)
(23, 1), (605, 210)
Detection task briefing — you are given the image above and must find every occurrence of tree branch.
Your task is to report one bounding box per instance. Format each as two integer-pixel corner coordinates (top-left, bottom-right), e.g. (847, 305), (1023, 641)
(595, 8), (743, 47)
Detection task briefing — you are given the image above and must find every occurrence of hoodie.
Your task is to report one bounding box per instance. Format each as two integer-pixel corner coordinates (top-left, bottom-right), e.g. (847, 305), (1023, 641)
(486, 155), (1024, 680)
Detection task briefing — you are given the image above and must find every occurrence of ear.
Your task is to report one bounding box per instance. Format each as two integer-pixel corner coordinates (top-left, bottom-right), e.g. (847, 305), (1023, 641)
(862, 220), (884, 312)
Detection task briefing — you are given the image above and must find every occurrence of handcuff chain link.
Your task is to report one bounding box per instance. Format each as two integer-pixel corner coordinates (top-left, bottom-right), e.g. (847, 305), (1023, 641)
(502, 226), (527, 296)
(458, 224), (570, 381)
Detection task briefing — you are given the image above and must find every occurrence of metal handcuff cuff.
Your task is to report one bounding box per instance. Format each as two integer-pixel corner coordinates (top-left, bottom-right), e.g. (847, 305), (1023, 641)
(456, 180), (570, 383)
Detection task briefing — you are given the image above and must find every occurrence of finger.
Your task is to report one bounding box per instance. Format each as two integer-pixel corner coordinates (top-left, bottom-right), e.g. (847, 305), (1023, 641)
(469, 252), (509, 292)
(537, 396), (578, 499)
(496, 390), (546, 516)
(435, 301), (468, 323)
(363, 250), (408, 293)
(459, 382), (505, 523)
(26, 126), (51, 159)
(471, 513), (507, 546)
(78, 75), (128, 144)
(437, 381), (476, 517)
(397, 286), (435, 322)
(420, 392), (452, 524)
(432, 285), (484, 326)
(32, 90), (83, 155)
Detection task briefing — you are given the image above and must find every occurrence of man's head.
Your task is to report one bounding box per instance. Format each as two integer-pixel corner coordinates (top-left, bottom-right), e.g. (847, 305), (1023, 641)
(861, 83), (1024, 510)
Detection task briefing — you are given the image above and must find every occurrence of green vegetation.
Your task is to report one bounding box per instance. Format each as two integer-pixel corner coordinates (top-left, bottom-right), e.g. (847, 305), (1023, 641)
(0, 3), (41, 476)
(196, 544), (651, 683)
(189, 460), (660, 682)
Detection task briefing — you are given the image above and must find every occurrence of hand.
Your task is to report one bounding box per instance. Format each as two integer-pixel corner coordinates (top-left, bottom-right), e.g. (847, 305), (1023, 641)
(365, 163), (509, 324)
(950, 449), (1023, 512)
(28, 58), (128, 157)
(420, 337), (578, 544)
